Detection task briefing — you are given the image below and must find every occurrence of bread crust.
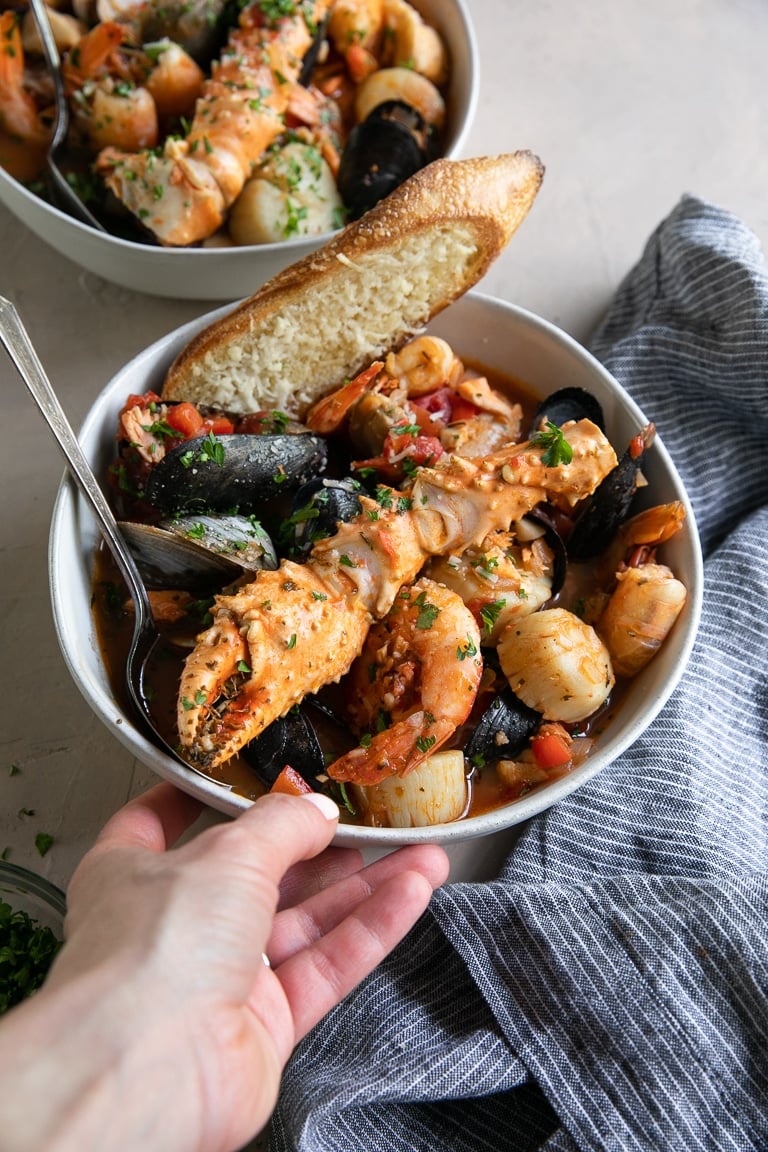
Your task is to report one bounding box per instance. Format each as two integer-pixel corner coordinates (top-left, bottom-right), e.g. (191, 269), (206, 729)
(162, 152), (544, 416)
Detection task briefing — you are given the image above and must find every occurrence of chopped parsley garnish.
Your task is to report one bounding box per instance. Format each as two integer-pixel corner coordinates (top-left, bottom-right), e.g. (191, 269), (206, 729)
(530, 421), (574, 467)
(199, 432), (225, 466)
(480, 599), (507, 635)
(457, 635), (478, 661)
(413, 592), (440, 630)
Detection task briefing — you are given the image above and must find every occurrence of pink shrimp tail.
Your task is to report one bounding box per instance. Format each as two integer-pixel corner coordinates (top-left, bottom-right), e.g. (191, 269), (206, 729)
(327, 711), (455, 785)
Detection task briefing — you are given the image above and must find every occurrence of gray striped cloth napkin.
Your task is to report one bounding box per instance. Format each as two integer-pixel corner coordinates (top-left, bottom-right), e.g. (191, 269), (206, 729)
(269, 196), (768, 1152)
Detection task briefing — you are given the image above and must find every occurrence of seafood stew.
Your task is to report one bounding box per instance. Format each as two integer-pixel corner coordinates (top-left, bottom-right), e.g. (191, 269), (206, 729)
(1, 0), (458, 247)
(90, 309), (691, 831)
(49, 294), (702, 844)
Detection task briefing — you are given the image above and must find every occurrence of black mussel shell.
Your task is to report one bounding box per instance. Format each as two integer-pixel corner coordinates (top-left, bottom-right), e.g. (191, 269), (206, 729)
(284, 476), (364, 556)
(118, 514), (277, 592)
(298, 10), (331, 86)
(338, 101), (439, 219)
(242, 707), (324, 791)
(528, 387), (606, 436)
(567, 423), (656, 560)
(520, 510), (568, 598)
(145, 433), (328, 515)
(464, 686), (541, 767)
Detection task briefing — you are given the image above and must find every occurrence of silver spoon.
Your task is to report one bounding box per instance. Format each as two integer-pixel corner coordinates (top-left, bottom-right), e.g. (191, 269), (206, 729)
(0, 295), (212, 780)
(28, 0), (109, 234)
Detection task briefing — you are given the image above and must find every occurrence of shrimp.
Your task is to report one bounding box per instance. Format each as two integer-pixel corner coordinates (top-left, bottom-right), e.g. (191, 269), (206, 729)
(596, 563), (687, 679)
(313, 336), (522, 468)
(0, 12), (51, 181)
(328, 0), (384, 81)
(384, 335), (462, 395)
(63, 23), (200, 153)
(381, 0), (448, 84)
(327, 577), (482, 785)
(426, 528), (558, 644)
(579, 501), (688, 678)
(306, 360), (387, 434)
(596, 500), (687, 584)
(142, 40), (206, 126)
(177, 416), (618, 769)
(97, 0), (331, 246)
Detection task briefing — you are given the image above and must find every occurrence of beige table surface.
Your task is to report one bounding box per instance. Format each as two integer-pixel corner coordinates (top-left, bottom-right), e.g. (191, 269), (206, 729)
(2, 0), (768, 893)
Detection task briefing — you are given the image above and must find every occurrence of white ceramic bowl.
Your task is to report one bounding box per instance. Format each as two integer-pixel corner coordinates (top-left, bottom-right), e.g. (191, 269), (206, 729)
(48, 292), (703, 847)
(0, 0), (477, 301)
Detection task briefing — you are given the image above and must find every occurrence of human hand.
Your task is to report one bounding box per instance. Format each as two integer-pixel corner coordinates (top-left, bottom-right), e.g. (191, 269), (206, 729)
(0, 784), (448, 1152)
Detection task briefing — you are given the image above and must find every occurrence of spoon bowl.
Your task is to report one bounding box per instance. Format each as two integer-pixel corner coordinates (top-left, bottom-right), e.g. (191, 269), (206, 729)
(0, 295), (202, 777)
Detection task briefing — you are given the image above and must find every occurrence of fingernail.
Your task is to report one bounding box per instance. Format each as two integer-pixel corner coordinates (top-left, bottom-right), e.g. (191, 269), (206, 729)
(300, 792), (339, 821)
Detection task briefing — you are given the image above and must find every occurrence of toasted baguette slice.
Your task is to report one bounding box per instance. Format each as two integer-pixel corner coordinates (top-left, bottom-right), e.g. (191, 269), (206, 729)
(162, 152), (544, 417)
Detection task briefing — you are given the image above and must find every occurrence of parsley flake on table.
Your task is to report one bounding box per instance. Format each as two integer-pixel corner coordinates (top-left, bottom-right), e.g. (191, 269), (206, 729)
(35, 834), (54, 858)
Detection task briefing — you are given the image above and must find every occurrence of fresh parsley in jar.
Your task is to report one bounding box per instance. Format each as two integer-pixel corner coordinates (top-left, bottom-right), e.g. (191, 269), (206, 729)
(0, 864), (65, 1015)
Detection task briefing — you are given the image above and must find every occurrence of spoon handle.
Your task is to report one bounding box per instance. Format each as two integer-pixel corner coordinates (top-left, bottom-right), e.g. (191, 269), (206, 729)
(27, 0), (108, 233)
(27, 0), (66, 152)
(0, 297), (149, 620)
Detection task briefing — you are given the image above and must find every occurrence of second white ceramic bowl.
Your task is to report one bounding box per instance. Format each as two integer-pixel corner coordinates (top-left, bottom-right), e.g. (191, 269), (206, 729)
(0, 0), (477, 300)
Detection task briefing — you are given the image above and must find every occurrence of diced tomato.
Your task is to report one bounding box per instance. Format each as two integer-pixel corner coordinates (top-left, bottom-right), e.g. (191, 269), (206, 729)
(417, 388), (481, 426)
(449, 396), (482, 423)
(408, 403), (444, 439)
(531, 733), (573, 770)
(166, 401), (205, 438)
(391, 431), (443, 463)
(353, 430), (444, 481)
(121, 389), (163, 417)
(202, 415), (236, 435)
(628, 432), (646, 459)
(417, 387), (454, 423)
(270, 765), (314, 796)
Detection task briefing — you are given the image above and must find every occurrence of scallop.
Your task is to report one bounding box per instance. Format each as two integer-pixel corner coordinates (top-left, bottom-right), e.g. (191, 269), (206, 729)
(351, 750), (467, 828)
(497, 608), (615, 723)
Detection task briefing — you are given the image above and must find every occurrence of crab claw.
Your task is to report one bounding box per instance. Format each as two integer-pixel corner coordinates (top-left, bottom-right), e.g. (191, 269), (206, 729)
(177, 561), (372, 768)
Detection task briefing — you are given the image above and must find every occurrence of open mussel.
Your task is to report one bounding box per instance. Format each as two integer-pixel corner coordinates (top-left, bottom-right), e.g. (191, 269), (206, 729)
(145, 432), (328, 515)
(282, 476), (364, 557)
(241, 706), (325, 791)
(528, 386), (606, 436)
(337, 100), (440, 220)
(515, 511), (568, 599)
(298, 8), (331, 86)
(464, 686), (541, 767)
(119, 513), (277, 593)
(567, 423), (656, 560)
